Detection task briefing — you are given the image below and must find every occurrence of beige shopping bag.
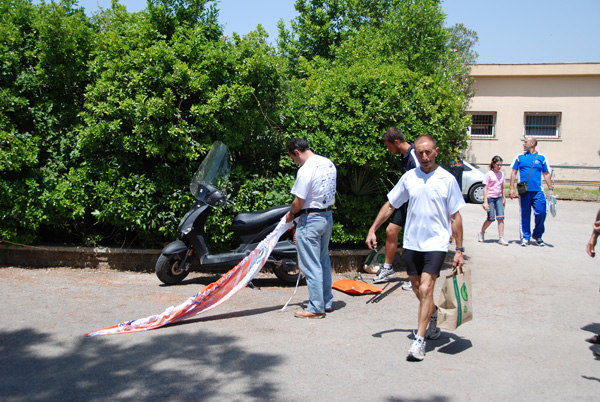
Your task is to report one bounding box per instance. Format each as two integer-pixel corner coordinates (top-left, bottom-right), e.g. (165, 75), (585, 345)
(437, 266), (473, 330)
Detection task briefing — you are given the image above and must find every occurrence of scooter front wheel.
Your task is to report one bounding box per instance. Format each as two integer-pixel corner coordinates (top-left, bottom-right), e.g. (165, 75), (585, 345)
(155, 254), (190, 285)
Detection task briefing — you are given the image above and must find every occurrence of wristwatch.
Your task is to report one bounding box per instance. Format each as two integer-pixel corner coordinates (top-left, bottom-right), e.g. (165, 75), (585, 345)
(456, 247), (465, 252)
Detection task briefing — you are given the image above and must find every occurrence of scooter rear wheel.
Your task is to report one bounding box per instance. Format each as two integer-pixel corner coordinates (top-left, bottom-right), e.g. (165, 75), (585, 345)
(155, 254), (190, 285)
(270, 260), (305, 286)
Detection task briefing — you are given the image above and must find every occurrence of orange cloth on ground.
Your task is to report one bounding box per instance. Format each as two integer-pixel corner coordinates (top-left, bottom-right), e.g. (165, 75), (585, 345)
(332, 280), (382, 295)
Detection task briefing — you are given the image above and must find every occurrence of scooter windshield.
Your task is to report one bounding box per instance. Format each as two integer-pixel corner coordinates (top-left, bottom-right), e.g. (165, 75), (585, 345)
(190, 141), (231, 200)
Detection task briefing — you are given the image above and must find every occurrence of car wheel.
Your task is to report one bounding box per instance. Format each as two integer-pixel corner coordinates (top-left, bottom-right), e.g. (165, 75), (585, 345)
(469, 183), (485, 204)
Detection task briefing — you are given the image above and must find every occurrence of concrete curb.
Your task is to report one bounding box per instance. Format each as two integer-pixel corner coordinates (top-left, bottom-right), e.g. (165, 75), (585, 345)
(0, 244), (371, 274)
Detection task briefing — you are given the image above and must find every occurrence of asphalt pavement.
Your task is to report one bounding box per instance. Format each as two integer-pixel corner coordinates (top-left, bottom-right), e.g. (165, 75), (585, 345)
(1, 198), (599, 401)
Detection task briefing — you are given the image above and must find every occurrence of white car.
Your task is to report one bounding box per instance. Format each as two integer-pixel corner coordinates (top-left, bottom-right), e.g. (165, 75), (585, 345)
(450, 160), (486, 204)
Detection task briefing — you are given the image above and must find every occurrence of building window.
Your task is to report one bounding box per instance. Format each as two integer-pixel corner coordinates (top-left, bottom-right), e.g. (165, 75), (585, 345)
(524, 112), (561, 139)
(467, 112), (496, 137)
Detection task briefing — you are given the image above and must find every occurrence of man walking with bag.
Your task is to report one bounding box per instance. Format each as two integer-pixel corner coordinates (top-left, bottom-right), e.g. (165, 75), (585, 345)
(509, 137), (555, 246)
(367, 135), (465, 361)
(285, 138), (337, 319)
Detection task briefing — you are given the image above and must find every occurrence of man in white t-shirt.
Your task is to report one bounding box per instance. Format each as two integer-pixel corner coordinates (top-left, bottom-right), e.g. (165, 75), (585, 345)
(368, 135), (465, 361)
(285, 138), (337, 319)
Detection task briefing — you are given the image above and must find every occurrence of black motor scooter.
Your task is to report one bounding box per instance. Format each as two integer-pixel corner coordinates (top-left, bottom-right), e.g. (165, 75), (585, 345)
(155, 141), (301, 286)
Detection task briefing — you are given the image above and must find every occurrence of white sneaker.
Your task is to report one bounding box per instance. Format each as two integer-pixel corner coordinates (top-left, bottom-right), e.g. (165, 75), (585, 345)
(426, 308), (441, 340)
(413, 309), (441, 340)
(498, 237), (509, 246)
(407, 337), (426, 361)
(373, 265), (396, 283)
(478, 232), (484, 242)
(521, 239), (529, 247)
(532, 236), (545, 247)
(401, 281), (412, 291)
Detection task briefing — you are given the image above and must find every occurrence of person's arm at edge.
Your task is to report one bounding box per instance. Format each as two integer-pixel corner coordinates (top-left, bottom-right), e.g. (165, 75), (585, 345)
(586, 208), (600, 257)
(502, 172), (507, 205)
(509, 169), (518, 199)
(285, 196), (304, 223)
(543, 171), (555, 195)
(365, 201), (395, 250)
(451, 211), (464, 269)
(482, 183), (489, 210)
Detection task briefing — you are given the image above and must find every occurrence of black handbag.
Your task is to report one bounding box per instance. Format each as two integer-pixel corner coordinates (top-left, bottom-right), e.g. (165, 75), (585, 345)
(517, 153), (538, 196)
(517, 182), (528, 195)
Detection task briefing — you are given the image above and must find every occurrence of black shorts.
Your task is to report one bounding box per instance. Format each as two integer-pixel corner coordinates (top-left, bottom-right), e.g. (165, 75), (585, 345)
(404, 249), (447, 277)
(390, 202), (409, 227)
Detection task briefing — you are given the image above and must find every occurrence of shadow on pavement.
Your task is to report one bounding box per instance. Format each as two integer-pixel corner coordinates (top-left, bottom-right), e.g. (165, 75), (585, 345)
(0, 328), (284, 401)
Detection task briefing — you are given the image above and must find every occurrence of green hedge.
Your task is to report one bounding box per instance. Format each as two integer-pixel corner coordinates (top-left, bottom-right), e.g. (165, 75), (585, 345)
(0, 0), (476, 249)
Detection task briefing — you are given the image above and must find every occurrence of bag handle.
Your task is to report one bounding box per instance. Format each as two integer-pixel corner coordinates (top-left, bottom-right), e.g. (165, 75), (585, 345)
(449, 264), (465, 277)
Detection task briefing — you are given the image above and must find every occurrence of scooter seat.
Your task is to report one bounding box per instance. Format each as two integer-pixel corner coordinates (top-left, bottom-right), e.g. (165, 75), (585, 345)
(232, 205), (290, 231)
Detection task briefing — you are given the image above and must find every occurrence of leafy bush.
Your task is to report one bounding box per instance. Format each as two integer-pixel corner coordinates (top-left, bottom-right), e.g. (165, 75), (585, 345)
(0, 0), (476, 249)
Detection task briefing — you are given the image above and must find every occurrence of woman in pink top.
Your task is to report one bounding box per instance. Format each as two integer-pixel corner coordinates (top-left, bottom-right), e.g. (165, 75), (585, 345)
(478, 156), (508, 246)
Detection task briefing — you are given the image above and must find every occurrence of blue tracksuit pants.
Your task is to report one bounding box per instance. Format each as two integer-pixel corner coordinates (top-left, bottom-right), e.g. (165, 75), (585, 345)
(519, 191), (547, 240)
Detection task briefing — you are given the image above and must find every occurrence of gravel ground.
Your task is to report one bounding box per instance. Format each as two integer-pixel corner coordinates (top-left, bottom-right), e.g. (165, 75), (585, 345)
(1, 199), (600, 401)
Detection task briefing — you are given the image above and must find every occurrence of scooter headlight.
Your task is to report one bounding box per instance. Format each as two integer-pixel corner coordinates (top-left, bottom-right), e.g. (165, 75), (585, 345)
(182, 227), (192, 235)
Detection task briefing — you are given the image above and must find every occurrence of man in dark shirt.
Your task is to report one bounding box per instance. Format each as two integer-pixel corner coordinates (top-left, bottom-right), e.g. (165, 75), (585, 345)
(366, 127), (419, 288)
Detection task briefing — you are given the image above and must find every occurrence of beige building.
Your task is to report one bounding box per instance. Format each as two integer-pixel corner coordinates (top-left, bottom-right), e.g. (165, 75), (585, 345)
(465, 63), (600, 183)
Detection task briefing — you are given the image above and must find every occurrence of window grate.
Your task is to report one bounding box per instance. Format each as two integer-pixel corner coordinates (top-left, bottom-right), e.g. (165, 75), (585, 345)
(524, 112), (561, 138)
(467, 112), (496, 137)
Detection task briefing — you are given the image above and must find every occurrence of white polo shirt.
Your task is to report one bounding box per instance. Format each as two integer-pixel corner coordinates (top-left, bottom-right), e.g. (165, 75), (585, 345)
(388, 166), (465, 252)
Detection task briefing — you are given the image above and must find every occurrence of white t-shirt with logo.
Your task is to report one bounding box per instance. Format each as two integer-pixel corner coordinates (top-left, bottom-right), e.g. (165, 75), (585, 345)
(291, 154), (337, 209)
(387, 166), (465, 252)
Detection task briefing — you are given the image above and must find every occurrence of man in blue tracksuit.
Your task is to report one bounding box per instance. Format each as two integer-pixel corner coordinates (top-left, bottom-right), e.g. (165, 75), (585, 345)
(508, 137), (555, 246)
